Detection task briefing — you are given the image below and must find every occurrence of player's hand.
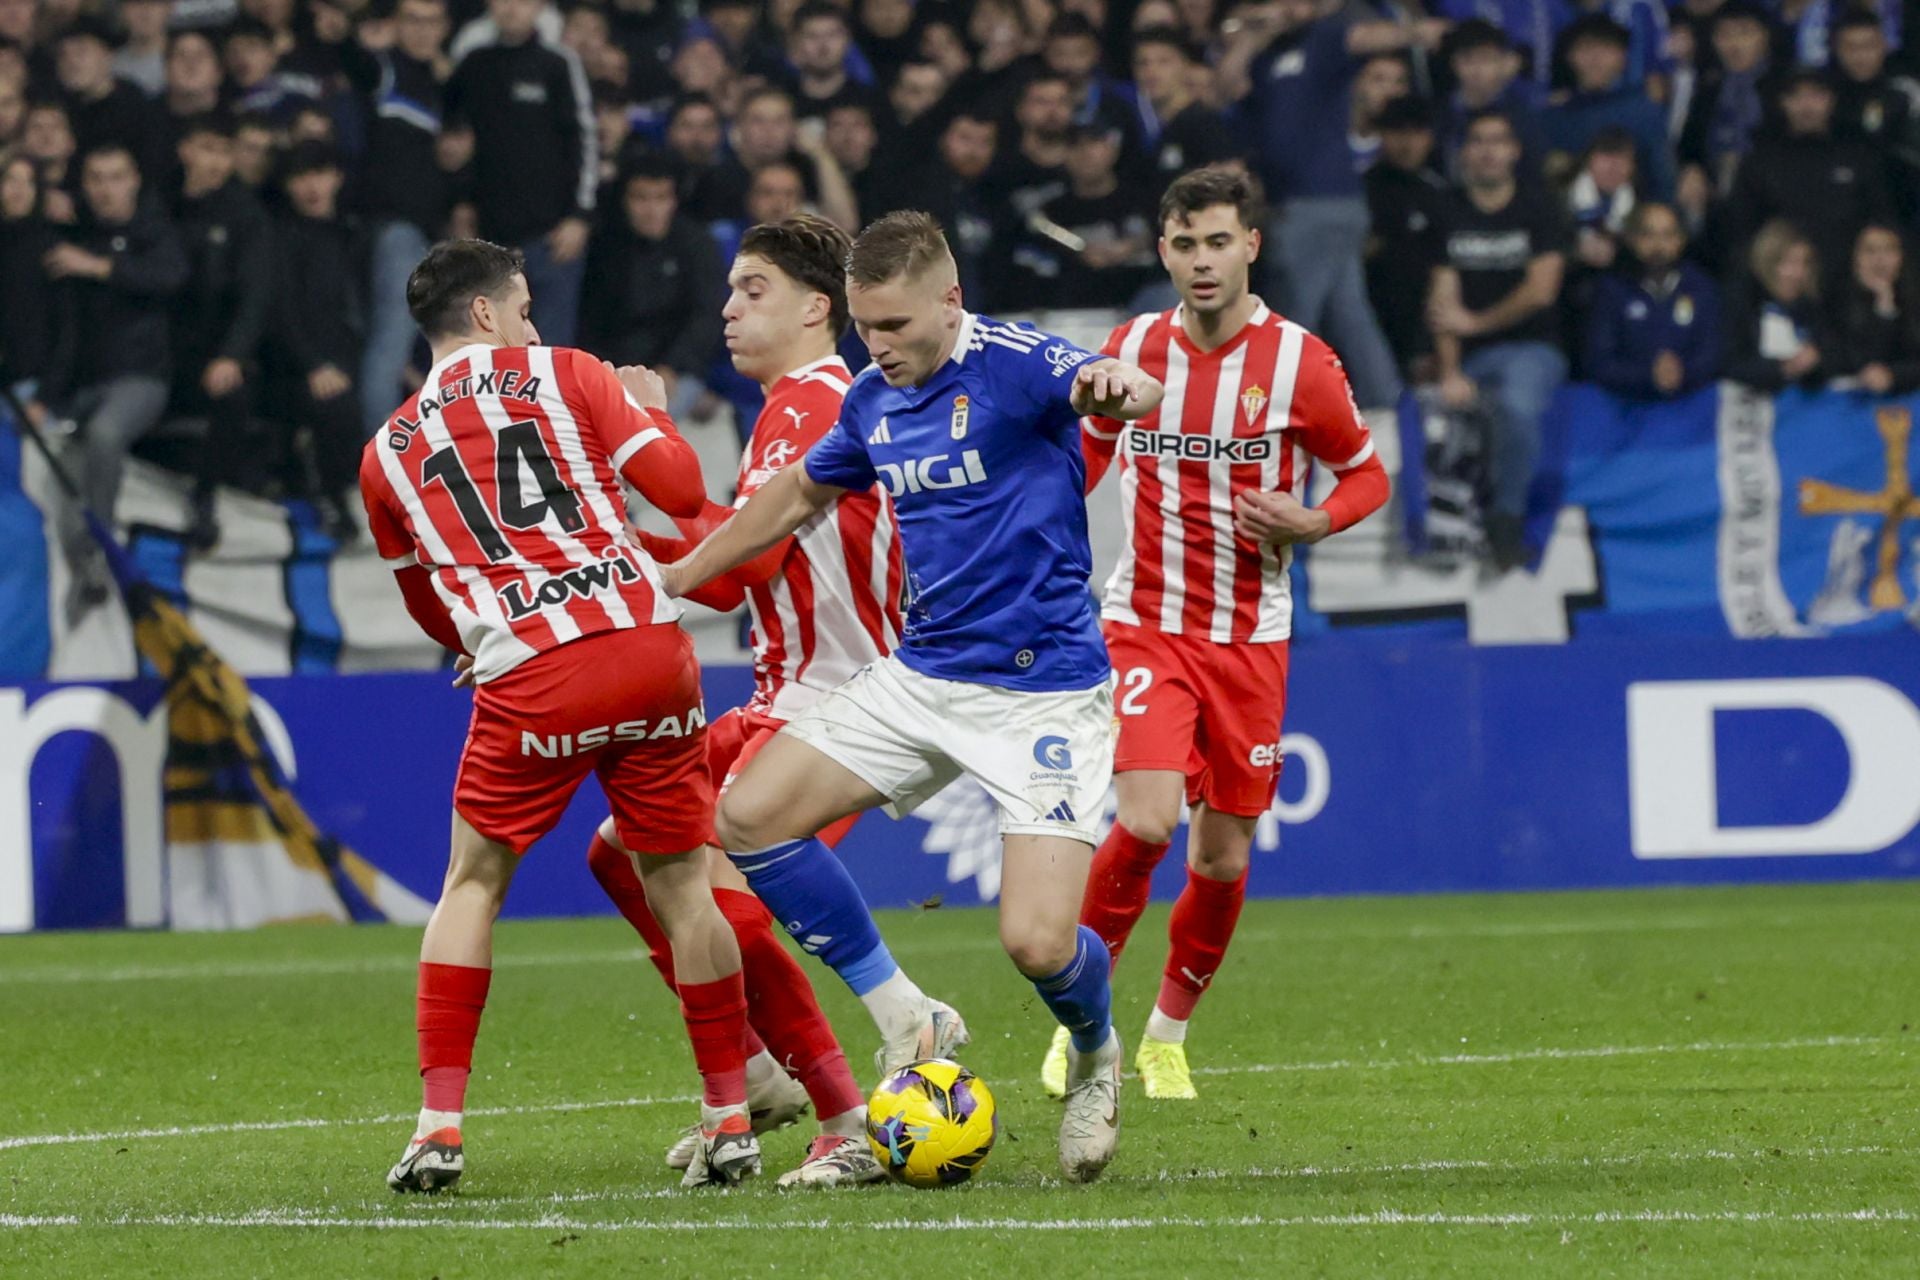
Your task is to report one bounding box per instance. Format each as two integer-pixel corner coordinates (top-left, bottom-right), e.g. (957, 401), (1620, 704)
(43, 243), (112, 280)
(1071, 360), (1157, 419)
(1439, 370), (1478, 410)
(548, 216), (590, 264)
(613, 361), (669, 411)
(1652, 350), (1684, 394)
(309, 364), (352, 401)
(1427, 295), (1479, 338)
(202, 357), (244, 398)
(1234, 489), (1332, 547)
(659, 557), (690, 599)
(451, 653), (476, 688)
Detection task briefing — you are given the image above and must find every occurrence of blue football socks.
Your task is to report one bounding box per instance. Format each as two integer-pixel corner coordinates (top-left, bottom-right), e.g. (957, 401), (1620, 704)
(728, 837), (899, 996)
(1032, 925), (1114, 1054)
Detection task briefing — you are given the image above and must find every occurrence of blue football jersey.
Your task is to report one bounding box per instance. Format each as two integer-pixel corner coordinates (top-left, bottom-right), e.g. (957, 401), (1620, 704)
(804, 312), (1110, 692)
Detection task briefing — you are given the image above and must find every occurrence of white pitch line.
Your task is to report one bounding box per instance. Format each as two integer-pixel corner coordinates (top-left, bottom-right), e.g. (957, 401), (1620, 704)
(0, 1091), (699, 1153)
(1188, 1034), (1897, 1078)
(1, 1033), (1897, 1155)
(0, 1208), (1911, 1232)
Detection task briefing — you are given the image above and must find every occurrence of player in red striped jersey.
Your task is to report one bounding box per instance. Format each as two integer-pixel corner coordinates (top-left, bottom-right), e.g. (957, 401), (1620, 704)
(584, 216), (916, 1188)
(1040, 167), (1391, 1100)
(360, 239), (758, 1191)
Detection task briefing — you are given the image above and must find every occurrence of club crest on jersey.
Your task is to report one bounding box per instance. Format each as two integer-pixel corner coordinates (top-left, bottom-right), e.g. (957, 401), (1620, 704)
(951, 395), (970, 439)
(1241, 384), (1268, 425)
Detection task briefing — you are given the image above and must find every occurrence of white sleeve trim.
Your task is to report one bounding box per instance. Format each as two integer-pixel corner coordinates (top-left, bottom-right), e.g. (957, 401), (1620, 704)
(1329, 439), (1376, 471)
(611, 427), (665, 472)
(383, 551), (420, 568)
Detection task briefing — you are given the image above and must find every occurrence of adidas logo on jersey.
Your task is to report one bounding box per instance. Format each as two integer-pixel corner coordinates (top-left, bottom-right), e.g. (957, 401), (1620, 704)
(1043, 800), (1077, 824)
(1126, 428), (1276, 462)
(868, 417), (893, 445)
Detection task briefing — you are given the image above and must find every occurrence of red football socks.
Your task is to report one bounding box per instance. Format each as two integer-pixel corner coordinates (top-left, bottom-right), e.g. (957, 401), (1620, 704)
(1157, 867), (1248, 1021)
(1080, 822), (1171, 968)
(716, 888), (865, 1121)
(417, 961), (491, 1112)
(678, 974), (750, 1108)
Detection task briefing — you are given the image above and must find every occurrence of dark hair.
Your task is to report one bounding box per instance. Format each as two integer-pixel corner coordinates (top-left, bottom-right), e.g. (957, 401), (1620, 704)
(1020, 68), (1073, 100)
(792, 1), (847, 30)
(1712, 1), (1772, 29)
(1131, 25), (1195, 60)
(1159, 164), (1262, 232)
(1446, 18), (1510, 57)
(281, 139), (341, 178)
(1375, 94), (1435, 132)
(1588, 124), (1636, 156)
(667, 91), (719, 123)
(1463, 106), (1518, 140)
(177, 111), (234, 142)
(58, 15), (116, 46)
(739, 84), (795, 115)
(81, 140), (138, 170)
(847, 210), (951, 286)
(1047, 12), (1100, 42)
(1833, 5), (1886, 37)
(1562, 13), (1630, 49)
(622, 150), (683, 185)
(226, 16), (276, 43)
(740, 213), (853, 337)
(406, 239), (527, 339)
(1625, 200), (1681, 238)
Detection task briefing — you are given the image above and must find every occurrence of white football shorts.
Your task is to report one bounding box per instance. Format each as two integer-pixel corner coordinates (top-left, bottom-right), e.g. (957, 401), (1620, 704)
(779, 655), (1115, 844)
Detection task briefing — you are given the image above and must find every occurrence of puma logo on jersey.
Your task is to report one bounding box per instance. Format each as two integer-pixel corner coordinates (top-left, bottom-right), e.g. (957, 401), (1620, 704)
(873, 449), (988, 496)
(520, 705), (708, 757)
(1127, 429), (1276, 462)
(1179, 967), (1215, 988)
(781, 406), (808, 432)
(499, 553), (642, 621)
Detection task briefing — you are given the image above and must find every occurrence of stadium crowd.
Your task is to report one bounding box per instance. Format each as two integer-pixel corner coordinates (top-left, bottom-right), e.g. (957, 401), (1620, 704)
(4, 0), (1920, 571)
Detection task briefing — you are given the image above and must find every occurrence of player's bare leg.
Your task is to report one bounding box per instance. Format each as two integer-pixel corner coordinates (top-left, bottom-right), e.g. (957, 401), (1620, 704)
(1043, 769), (1183, 1098)
(588, 826), (878, 1184)
(1002, 833), (1121, 1183)
(389, 814), (519, 1193)
(718, 733), (969, 1078)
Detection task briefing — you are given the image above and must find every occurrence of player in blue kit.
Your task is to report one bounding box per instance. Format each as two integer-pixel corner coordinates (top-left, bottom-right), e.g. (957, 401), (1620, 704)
(662, 211), (1164, 1182)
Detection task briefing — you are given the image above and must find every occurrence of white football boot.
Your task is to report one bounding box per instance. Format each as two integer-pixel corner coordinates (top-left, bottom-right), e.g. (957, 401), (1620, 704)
(1058, 1028), (1122, 1183)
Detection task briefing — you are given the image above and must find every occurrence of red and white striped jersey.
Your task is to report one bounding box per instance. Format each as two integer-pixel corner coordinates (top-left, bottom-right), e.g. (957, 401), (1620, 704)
(361, 343), (692, 682)
(1087, 303), (1378, 644)
(739, 356), (904, 718)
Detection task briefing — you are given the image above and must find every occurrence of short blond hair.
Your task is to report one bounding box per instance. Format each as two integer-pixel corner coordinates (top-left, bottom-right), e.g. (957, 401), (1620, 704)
(1750, 219), (1817, 299)
(847, 210), (952, 286)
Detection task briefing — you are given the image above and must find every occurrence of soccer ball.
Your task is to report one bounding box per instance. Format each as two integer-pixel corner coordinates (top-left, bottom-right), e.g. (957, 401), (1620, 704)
(866, 1058), (998, 1188)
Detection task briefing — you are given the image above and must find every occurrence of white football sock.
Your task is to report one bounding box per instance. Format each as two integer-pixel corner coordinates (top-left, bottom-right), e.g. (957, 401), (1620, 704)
(860, 968), (931, 1045)
(822, 1106), (867, 1138)
(415, 1107), (461, 1139)
(1144, 1006), (1189, 1044)
(744, 1048), (784, 1092)
(700, 1100), (749, 1130)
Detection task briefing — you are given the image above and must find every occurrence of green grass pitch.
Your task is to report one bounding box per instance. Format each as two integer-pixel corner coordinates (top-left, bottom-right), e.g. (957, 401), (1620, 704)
(2, 881), (1914, 1277)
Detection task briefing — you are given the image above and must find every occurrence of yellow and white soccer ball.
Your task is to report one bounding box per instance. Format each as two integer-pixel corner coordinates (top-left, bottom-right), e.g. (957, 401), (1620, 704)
(865, 1058), (998, 1188)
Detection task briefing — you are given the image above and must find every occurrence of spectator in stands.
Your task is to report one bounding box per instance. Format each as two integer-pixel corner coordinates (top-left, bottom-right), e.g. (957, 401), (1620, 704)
(0, 75), (24, 152)
(265, 142), (364, 542)
(344, 0), (454, 430)
(1585, 202), (1722, 399)
(42, 142), (188, 612)
(1723, 219), (1829, 390)
(1428, 109), (1569, 571)
(1723, 69), (1893, 288)
(1543, 15), (1674, 199)
(224, 17), (315, 123)
(1677, 1), (1775, 223)
(1350, 53), (1412, 175)
(887, 111), (1000, 303)
(0, 0), (49, 92)
(1219, 0), (1443, 406)
(1042, 13), (1141, 166)
(857, 0), (922, 84)
(1828, 7), (1920, 218)
(1004, 123), (1153, 310)
(993, 70), (1075, 220)
(0, 153), (62, 416)
(1562, 128), (1638, 342)
(1430, 0), (1569, 83)
(57, 17), (167, 184)
(445, 0), (597, 347)
(745, 156), (807, 225)
(789, 2), (869, 120)
(162, 30), (228, 159)
(173, 115), (277, 550)
(230, 112), (280, 195)
(115, 0), (173, 97)
(1437, 21), (1546, 182)
(1366, 95), (1448, 379)
(664, 93), (735, 223)
(21, 101), (78, 223)
(581, 155), (724, 422)
(725, 85), (859, 230)
(1130, 27), (1239, 200)
(1827, 222), (1920, 395)
(824, 99), (883, 215)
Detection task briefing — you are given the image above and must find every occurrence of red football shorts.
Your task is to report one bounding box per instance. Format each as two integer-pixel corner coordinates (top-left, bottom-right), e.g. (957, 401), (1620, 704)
(706, 706), (859, 847)
(455, 625), (716, 855)
(1104, 620), (1291, 818)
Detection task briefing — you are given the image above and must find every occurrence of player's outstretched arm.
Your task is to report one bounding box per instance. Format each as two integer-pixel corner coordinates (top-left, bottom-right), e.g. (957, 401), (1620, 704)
(1070, 358), (1163, 422)
(661, 463), (846, 599)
